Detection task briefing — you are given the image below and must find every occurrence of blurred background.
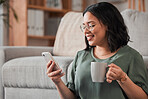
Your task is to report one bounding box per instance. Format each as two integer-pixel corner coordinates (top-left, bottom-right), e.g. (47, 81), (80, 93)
(0, 0), (147, 47)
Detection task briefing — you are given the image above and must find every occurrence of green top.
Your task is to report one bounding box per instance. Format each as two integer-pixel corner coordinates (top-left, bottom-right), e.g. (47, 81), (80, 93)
(66, 45), (148, 99)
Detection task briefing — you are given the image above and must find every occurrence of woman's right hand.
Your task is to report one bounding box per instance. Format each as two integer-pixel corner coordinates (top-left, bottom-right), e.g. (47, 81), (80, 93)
(46, 61), (65, 85)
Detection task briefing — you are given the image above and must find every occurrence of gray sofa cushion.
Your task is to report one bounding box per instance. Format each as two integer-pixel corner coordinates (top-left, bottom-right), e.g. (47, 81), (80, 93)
(0, 46), (53, 99)
(0, 46), (53, 62)
(5, 87), (60, 99)
(2, 56), (73, 89)
(121, 9), (148, 56)
(53, 12), (86, 56)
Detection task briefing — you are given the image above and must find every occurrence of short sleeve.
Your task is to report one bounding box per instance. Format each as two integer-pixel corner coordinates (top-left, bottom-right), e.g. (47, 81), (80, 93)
(66, 52), (79, 94)
(128, 53), (148, 95)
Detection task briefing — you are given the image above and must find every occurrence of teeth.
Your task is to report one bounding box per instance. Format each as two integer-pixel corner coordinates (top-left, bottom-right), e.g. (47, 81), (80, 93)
(87, 35), (94, 41)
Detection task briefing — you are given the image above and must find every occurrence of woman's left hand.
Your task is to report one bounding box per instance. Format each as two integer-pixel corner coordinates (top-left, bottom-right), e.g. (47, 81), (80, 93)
(106, 63), (126, 83)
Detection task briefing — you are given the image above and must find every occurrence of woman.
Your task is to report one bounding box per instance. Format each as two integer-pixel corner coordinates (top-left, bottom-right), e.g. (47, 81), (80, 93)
(46, 2), (148, 99)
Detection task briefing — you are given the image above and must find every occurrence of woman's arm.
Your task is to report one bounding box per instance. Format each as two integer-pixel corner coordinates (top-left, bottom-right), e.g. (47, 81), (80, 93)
(106, 63), (148, 99)
(46, 61), (76, 99)
(55, 79), (76, 99)
(118, 73), (147, 99)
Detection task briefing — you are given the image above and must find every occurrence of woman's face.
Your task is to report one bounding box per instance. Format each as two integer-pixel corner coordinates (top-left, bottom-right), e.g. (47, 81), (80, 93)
(83, 12), (108, 47)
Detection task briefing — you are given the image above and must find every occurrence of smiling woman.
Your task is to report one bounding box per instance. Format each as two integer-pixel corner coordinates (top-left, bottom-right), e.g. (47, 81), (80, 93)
(46, 2), (148, 99)
(83, 2), (130, 52)
(82, 12), (107, 49)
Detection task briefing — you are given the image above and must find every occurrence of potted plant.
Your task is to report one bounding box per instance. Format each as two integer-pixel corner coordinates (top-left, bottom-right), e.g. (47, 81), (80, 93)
(0, 0), (18, 27)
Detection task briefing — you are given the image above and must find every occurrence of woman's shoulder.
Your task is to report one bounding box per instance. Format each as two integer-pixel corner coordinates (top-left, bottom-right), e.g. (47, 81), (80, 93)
(120, 45), (142, 58)
(77, 48), (91, 54)
(76, 48), (92, 57)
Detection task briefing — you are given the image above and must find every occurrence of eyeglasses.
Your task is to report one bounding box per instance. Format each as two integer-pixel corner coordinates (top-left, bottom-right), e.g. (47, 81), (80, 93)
(80, 23), (96, 32)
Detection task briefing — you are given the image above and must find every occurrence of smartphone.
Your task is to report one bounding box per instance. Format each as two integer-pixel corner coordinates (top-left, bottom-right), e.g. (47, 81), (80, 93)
(42, 52), (60, 71)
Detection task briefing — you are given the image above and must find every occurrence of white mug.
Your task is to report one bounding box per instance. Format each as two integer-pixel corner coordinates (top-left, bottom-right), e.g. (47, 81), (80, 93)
(91, 62), (107, 82)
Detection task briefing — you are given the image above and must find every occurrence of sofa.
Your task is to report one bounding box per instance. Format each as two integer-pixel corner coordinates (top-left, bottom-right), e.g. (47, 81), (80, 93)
(1, 9), (148, 99)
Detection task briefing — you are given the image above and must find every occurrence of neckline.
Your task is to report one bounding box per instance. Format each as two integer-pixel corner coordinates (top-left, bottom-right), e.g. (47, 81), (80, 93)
(91, 45), (128, 61)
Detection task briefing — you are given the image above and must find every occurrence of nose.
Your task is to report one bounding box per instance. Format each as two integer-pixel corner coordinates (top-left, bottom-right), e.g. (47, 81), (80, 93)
(84, 27), (91, 35)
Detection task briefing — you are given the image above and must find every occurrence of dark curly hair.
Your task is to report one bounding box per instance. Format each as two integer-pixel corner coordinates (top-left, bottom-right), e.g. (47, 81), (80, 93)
(83, 2), (130, 52)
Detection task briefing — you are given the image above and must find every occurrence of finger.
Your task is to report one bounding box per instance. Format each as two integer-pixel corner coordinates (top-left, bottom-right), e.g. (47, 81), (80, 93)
(106, 70), (116, 78)
(48, 69), (62, 77)
(108, 63), (119, 69)
(109, 65), (124, 75)
(106, 79), (112, 83)
(46, 62), (52, 74)
(108, 67), (125, 80)
(108, 67), (118, 74)
(106, 76), (114, 81)
(46, 61), (52, 69)
(106, 71), (116, 81)
(50, 73), (65, 81)
(47, 61), (56, 74)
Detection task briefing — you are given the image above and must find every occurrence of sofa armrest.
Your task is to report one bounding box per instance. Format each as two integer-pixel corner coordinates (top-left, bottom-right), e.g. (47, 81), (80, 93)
(2, 56), (74, 89)
(0, 46), (53, 62)
(0, 46), (53, 99)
